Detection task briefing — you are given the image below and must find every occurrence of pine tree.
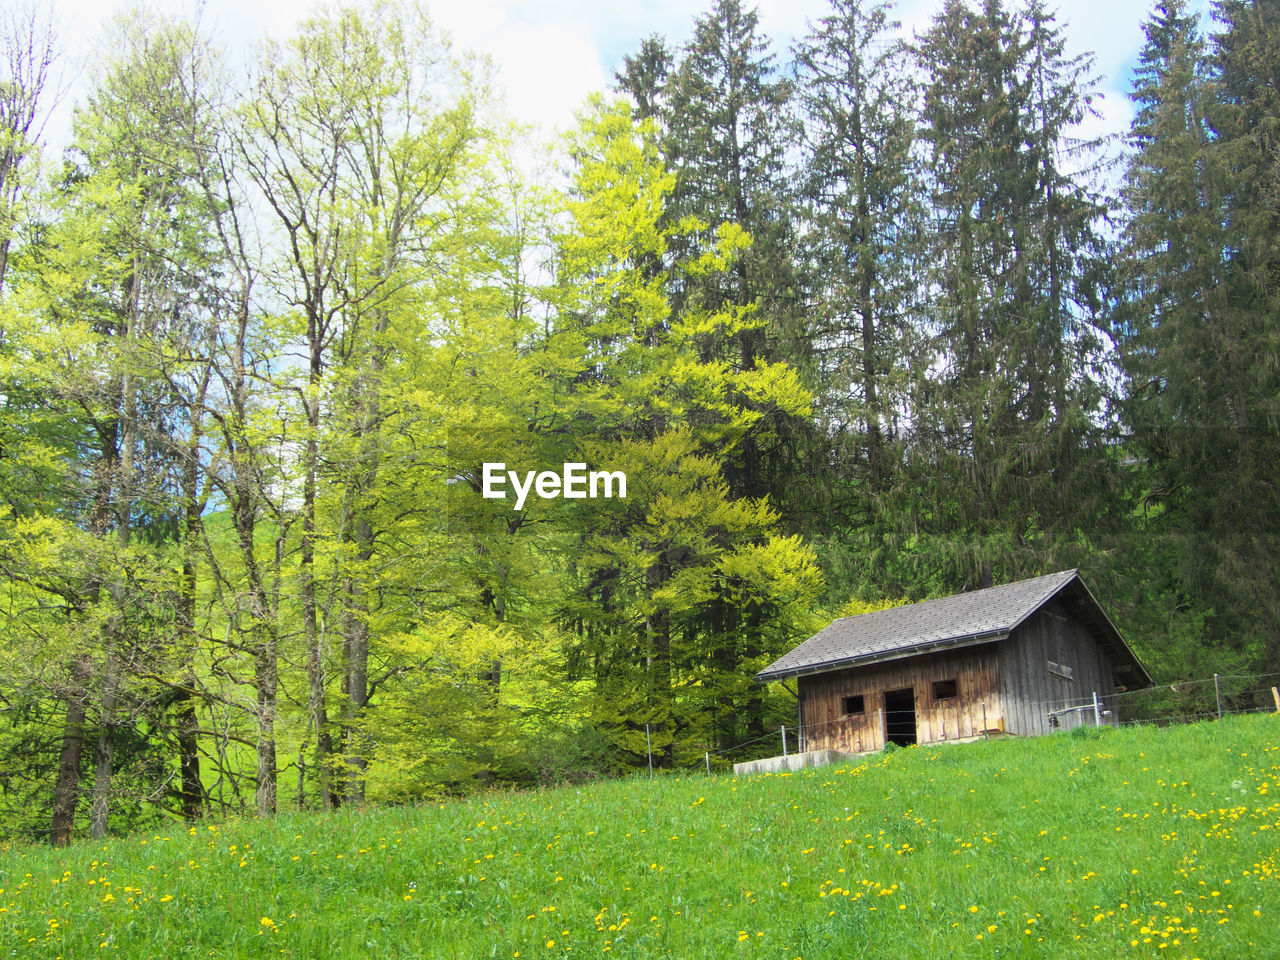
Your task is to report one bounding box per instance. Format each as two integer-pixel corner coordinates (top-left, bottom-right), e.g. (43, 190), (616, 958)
(910, 0), (1117, 590)
(792, 0), (924, 583)
(1118, 0), (1228, 677)
(1123, 0), (1280, 670)
(615, 35), (672, 123)
(1206, 0), (1280, 668)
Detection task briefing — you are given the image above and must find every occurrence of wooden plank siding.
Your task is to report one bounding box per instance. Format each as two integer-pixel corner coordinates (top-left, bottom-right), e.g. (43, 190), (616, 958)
(995, 600), (1119, 736)
(798, 644), (1004, 754)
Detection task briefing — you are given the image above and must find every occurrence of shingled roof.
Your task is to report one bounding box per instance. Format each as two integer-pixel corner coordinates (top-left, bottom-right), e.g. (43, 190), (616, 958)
(757, 569), (1150, 686)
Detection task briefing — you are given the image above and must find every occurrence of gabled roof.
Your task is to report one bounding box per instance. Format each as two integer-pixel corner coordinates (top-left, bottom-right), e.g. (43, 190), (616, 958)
(757, 569), (1151, 687)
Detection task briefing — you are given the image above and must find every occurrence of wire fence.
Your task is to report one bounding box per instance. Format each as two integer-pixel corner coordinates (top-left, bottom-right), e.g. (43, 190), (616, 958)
(653, 670), (1280, 777)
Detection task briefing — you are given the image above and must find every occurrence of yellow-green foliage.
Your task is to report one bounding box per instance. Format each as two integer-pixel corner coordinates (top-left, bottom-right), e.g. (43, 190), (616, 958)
(365, 616), (568, 802)
(0, 11), (825, 837)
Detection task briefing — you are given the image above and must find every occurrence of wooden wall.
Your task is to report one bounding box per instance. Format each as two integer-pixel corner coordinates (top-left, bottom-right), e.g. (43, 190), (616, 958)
(798, 644), (1003, 754)
(996, 600), (1118, 736)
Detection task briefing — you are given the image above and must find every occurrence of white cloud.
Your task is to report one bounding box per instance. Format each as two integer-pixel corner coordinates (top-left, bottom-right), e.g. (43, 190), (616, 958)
(37, 0), (1168, 160)
(434, 5), (606, 137)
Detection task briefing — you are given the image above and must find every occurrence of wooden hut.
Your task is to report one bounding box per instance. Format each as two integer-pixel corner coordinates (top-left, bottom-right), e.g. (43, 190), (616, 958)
(757, 570), (1151, 754)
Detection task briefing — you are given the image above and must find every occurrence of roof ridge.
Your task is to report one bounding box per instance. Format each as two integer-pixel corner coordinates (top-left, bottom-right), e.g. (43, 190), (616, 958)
(833, 569), (1077, 620)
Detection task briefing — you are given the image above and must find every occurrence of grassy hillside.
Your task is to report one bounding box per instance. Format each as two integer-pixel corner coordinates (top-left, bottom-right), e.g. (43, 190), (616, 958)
(3, 715), (1278, 959)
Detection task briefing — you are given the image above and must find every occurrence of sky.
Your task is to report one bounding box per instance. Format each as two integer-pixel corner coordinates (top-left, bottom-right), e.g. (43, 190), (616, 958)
(39, 0), (1208, 162)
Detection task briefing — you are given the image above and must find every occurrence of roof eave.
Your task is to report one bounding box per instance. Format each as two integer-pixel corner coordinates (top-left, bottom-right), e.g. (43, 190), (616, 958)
(755, 630), (1010, 684)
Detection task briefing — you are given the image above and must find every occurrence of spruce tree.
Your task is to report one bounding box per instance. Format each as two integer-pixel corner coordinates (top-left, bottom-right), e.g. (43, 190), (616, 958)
(1124, 0), (1280, 670)
(1118, 0), (1228, 677)
(615, 35), (672, 123)
(910, 0), (1116, 590)
(1206, 0), (1280, 669)
(792, 0), (924, 587)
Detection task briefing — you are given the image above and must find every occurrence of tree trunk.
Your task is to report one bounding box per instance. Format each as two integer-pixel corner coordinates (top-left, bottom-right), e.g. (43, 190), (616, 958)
(255, 632), (277, 817)
(340, 298), (393, 805)
(50, 656), (91, 846)
(89, 654), (119, 839)
(341, 535), (370, 805)
(644, 554), (672, 766)
(176, 691), (202, 820)
(89, 286), (138, 839)
(302, 325), (335, 810)
(176, 436), (205, 820)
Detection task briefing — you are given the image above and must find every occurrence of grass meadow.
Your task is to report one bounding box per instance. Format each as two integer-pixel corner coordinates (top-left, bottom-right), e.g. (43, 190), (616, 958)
(2, 713), (1278, 959)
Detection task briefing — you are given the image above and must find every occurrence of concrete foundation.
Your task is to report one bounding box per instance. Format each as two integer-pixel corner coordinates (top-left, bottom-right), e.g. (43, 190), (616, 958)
(732, 748), (860, 776)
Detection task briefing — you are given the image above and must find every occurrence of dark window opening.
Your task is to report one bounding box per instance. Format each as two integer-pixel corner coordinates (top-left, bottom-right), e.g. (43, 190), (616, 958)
(842, 694), (864, 716)
(932, 678), (958, 701)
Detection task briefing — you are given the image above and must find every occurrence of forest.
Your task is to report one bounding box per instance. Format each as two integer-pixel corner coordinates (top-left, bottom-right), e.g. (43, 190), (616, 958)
(0, 0), (1276, 844)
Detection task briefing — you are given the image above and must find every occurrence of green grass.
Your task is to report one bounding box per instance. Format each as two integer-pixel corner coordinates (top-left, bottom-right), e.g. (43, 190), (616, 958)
(4, 714), (1279, 959)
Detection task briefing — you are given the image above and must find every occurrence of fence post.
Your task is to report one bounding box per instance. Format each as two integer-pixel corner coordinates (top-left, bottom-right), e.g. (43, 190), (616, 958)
(705, 751), (711, 775)
(782, 725), (788, 758)
(1273, 687), (1280, 713)
(981, 700), (989, 740)
(1214, 674), (1222, 720)
(878, 707), (885, 748)
(1093, 691), (1101, 727)
(645, 723), (653, 779)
